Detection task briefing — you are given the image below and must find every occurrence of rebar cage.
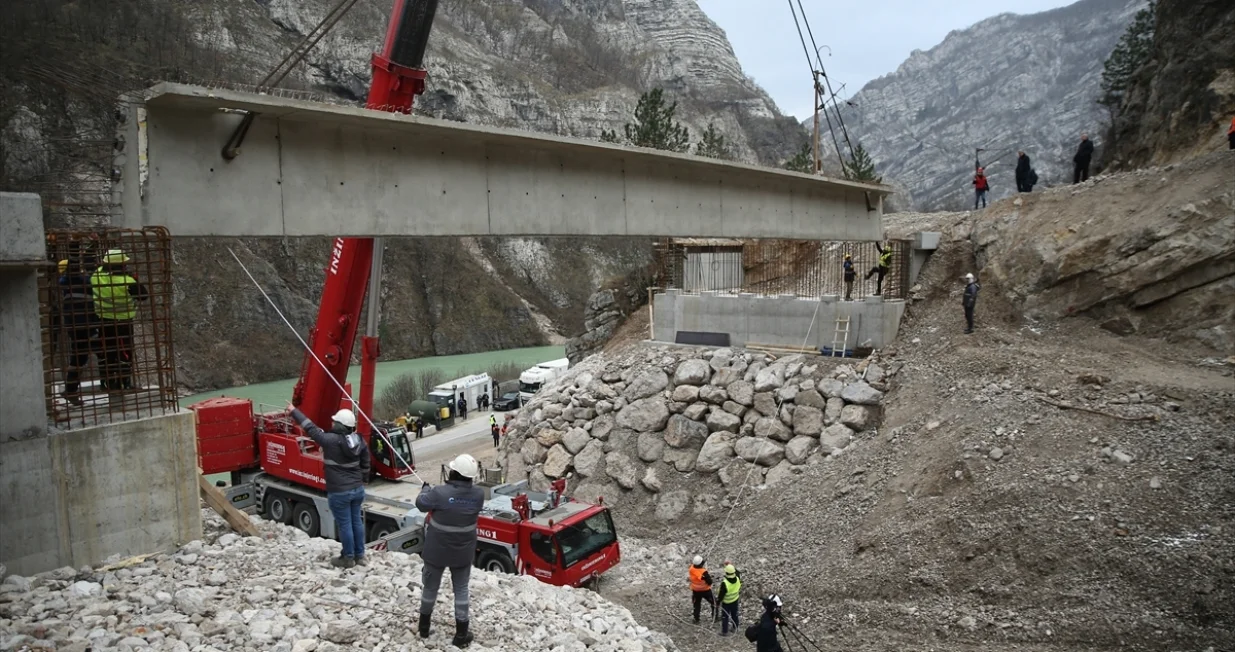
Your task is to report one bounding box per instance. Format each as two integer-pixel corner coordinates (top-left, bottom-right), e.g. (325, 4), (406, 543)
(654, 238), (912, 300)
(39, 227), (179, 428)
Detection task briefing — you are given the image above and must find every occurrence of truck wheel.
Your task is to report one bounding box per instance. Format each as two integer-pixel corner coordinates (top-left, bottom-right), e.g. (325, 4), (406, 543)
(265, 492), (292, 524)
(368, 520), (398, 542)
(292, 503), (321, 537)
(478, 551), (515, 574)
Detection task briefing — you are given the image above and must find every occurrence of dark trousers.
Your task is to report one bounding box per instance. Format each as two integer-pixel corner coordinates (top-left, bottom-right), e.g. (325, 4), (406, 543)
(844, 277), (854, 300)
(865, 265), (888, 295)
(64, 324), (98, 394)
(98, 320), (135, 390)
(1016, 179), (1029, 192)
(692, 589), (716, 622)
(974, 189), (987, 209)
(964, 304), (975, 331)
(720, 600), (740, 634)
(1073, 161), (1090, 183)
(492, 427), (500, 447)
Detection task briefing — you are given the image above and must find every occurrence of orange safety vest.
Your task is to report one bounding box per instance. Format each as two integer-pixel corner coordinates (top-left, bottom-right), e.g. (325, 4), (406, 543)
(689, 565), (711, 592)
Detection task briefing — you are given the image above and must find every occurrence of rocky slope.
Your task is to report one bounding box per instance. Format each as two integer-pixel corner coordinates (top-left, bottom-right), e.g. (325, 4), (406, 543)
(825, 0), (1144, 211)
(1, 0), (806, 390)
(1105, 0), (1235, 168)
(0, 509), (676, 652)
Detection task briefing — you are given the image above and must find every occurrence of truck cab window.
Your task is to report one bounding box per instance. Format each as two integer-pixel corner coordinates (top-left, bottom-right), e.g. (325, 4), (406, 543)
(530, 531), (557, 566)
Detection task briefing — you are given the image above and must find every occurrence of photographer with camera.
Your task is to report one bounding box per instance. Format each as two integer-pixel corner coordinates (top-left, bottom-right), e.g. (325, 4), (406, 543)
(745, 594), (785, 652)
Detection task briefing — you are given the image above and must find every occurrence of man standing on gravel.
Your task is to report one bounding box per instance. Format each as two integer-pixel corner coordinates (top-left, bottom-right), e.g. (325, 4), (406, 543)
(688, 555), (716, 625)
(1073, 133), (1095, 184)
(962, 273), (980, 334)
(716, 562), (742, 637)
(416, 453), (484, 648)
(288, 404), (369, 568)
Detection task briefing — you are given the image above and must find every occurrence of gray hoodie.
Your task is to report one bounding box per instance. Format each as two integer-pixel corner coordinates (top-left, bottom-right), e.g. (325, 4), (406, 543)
(291, 408), (370, 493)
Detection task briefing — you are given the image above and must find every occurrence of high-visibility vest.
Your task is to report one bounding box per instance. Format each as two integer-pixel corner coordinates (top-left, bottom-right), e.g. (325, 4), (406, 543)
(879, 249), (893, 267)
(90, 269), (137, 320)
(490, 415), (497, 426)
(721, 576), (741, 604)
(689, 566), (710, 592)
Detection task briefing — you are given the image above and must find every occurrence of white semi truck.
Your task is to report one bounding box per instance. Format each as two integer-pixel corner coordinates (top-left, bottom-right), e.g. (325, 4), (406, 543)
(517, 358), (569, 402)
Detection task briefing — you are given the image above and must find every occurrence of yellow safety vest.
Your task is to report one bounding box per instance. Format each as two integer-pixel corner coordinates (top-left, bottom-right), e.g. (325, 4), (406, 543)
(879, 249), (893, 267)
(721, 576), (741, 604)
(90, 269), (138, 320)
(490, 415), (497, 426)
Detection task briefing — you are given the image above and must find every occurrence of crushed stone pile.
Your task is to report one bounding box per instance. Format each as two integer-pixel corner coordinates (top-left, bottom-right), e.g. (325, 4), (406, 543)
(0, 510), (676, 652)
(499, 344), (902, 523)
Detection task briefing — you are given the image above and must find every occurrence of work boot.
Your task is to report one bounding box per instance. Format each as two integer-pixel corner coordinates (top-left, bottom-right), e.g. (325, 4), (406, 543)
(61, 391), (83, 406)
(355, 555), (368, 566)
(330, 556), (355, 569)
(418, 613), (431, 639)
(964, 328), (974, 335)
(451, 620), (473, 648)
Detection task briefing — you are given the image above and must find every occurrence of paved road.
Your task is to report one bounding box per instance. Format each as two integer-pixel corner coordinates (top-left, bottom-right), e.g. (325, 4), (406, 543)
(409, 409), (516, 478)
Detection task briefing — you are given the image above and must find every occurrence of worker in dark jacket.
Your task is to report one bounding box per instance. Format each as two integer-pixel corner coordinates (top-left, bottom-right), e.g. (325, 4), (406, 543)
(688, 554), (716, 624)
(1015, 151), (1033, 193)
(842, 254), (856, 301)
(745, 594), (785, 652)
(962, 273), (980, 334)
(58, 257), (99, 405)
(865, 241), (893, 296)
(90, 249), (148, 391)
(716, 562), (742, 636)
(416, 453), (484, 648)
(289, 405), (370, 568)
(1073, 133), (1095, 183)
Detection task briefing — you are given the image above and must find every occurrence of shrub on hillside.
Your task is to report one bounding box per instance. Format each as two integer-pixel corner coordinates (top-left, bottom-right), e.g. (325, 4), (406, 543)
(375, 368), (445, 419)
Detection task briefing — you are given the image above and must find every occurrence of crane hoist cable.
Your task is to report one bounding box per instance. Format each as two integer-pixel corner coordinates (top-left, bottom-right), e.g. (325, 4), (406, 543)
(786, 0), (845, 168)
(794, 0), (858, 160)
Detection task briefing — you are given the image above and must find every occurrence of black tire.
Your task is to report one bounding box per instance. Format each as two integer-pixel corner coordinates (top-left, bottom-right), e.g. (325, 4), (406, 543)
(477, 550), (515, 574)
(264, 492), (292, 524)
(292, 502), (321, 537)
(368, 519), (398, 542)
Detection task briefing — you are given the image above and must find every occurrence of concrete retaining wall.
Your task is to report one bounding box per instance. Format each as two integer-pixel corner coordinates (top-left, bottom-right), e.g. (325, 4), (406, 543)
(652, 289), (906, 350)
(0, 411), (202, 576)
(0, 192), (48, 442)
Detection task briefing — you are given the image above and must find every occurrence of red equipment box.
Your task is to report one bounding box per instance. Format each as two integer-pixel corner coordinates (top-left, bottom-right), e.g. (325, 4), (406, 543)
(191, 397), (257, 475)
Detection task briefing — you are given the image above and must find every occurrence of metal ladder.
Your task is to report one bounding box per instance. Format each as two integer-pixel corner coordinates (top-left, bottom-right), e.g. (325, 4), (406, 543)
(830, 315), (850, 357)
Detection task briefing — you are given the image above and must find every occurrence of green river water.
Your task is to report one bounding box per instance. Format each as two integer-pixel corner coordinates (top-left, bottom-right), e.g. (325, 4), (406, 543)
(183, 345), (564, 408)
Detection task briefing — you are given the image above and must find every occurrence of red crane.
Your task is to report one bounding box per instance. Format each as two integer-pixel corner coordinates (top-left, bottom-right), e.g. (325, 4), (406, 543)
(290, 0), (439, 476)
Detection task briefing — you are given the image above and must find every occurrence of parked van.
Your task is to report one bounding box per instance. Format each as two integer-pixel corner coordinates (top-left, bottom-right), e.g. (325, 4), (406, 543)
(427, 373), (492, 419)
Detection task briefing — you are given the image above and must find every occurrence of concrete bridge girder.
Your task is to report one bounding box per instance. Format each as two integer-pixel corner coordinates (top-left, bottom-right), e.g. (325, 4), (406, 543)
(116, 84), (890, 240)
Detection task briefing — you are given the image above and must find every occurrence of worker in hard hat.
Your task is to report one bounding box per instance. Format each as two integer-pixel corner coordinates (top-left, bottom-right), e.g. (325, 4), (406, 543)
(416, 453), (484, 648)
(746, 594), (785, 652)
(716, 562), (742, 637)
(58, 256), (99, 405)
(865, 241), (894, 296)
(90, 249), (148, 392)
(688, 554), (716, 625)
(842, 253), (856, 301)
(287, 403), (371, 568)
(962, 272), (980, 334)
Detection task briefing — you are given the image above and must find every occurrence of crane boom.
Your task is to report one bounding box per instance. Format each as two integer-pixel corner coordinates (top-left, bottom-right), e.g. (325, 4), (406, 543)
(290, 0), (439, 439)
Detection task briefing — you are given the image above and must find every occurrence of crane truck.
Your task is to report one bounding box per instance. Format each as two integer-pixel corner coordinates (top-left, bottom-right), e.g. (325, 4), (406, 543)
(189, 0), (620, 589)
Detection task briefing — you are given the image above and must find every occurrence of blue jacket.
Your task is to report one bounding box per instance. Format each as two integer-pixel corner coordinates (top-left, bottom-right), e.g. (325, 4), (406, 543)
(416, 479), (484, 568)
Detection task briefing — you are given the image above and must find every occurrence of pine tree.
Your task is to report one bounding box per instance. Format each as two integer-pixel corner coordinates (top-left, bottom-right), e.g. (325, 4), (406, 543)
(843, 143), (881, 183)
(1098, 0), (1155, 119)
(783, 141), (813, 173)
(694, 122), (731, 160)
(621, 88), (691, 152)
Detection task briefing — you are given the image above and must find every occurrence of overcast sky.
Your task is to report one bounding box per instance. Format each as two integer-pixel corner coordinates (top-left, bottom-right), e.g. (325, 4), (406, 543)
(696, 0), (1078, 121)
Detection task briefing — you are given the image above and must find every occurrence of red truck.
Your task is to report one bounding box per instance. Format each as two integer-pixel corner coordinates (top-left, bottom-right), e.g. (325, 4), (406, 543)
(189, 0), (619, 588)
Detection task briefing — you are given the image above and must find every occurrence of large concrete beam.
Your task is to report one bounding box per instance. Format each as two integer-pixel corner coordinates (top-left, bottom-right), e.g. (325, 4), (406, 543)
(115, 83), (889, 240)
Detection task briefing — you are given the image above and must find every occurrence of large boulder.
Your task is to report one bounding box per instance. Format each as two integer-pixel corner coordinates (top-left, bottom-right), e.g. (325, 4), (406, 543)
(754, 364), (786, 392)
(534, 427), (564, 448)
(792, 405), (824, 437)
(795, 389), (825, 409)
(819, 424), (854, 453)
(705, 410), (741, 434)
(699, 385), (727, 405)
(590, 414), (615, 441)
(734, 437), (785, 467)
(776, 385), (799, 403)
(603, 428), (635, 453)
(708, 348), (735, 370)
(673, 359), (712, 386)
(574, 440), (606, 478)
(605, 452), (640, 489)
(785, 435), (818, 464)
(840, 404), (879, 432)
(753, 392), (778, 416)
(663, 446), (699, 472)
(722, 400), (746, 417)
(616, 398), (670, 432)
(664, 414), (709, 449)
(695, 432), (737, 472)
(522, 439), (548, 465)
(753, 416), (792, 442)
(841, 381), (884, 405)
(542, 444), (573, 478)
(817, 378), (843, 399)
(727, 380), (754, 406)
(764, 459), (800, 487)
(563, 427), (592, 454)
(642, 465), (663, 492)
(636, 431), (665, 462)
(671, 385), (700, 403)
(824, 397), (845, 425)
(684, 403), (709, 421)
(624, 369), (669, 401)
(712, 367), (743, 387)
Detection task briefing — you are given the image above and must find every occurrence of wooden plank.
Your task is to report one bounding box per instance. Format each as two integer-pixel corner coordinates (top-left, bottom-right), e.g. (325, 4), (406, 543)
(197, 470), (261, 537)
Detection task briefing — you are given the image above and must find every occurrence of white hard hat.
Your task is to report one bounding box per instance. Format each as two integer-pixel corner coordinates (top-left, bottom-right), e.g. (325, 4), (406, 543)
(692, 555), (704, 566)
(964, 273), (975, 281)
(331, 409), (357, 428)
(448, 453), (480, 479)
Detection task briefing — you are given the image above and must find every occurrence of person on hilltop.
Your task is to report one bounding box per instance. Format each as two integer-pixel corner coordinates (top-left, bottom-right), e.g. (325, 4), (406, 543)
(962, 272), (980, 335)
(688, 554), (717, 625)
(288, 404), (370, 568)
(1073, 133), (1095, 183)
(416, 453), (485, 648)
(973, 166), (990, 209)
(1015, 151), (1033, 192)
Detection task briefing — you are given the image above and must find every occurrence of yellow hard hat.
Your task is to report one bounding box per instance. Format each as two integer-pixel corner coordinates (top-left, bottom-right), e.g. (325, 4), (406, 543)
(102, 249), (130, 265)
(57, 259), (69, 273)
(724, 564), (737, 577)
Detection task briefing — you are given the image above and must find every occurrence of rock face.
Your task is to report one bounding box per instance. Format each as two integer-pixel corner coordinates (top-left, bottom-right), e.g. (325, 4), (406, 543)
(826, 0), (1144, 211)
(500, 343), (894, 520)
(0, 509), (677, 651)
